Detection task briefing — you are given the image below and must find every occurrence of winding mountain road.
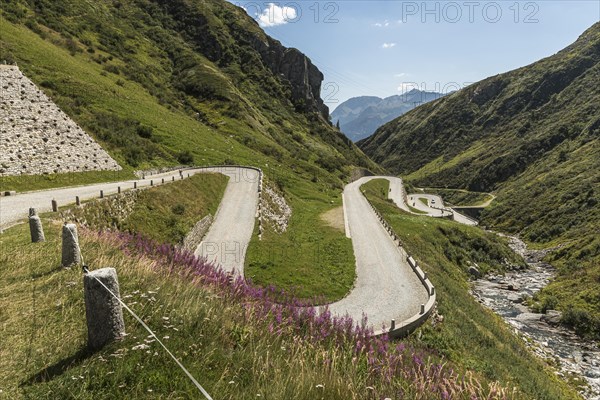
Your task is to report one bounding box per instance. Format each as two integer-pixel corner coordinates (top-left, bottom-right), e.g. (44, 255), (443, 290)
(194, 167), (259, 276)
(0, 169), (190, 230)
(1, 169), (434, 332)
(328, 176), (429, 330)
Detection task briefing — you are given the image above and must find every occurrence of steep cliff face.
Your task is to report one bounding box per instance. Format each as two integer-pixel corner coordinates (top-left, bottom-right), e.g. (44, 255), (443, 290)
(261, 43), (328, 119)
(149, 0), (328, 120)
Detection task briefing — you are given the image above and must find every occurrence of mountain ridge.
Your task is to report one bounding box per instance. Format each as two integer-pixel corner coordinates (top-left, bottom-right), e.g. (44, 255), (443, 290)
(359, 22), (600, 337)
(332, 89), (443, 142)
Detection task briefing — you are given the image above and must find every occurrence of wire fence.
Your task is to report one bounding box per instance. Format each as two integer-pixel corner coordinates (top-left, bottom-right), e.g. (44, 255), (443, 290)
(67, 227), (213, 399)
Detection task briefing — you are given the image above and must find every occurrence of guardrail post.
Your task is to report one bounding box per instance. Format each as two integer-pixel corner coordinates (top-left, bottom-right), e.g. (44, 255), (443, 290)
(100, 190), (104, 199)
(430, 286), (435, 296)
(134, 182), (137, 189)
(84, 267), (126, 350)
(61, 223), (81, 267)
(28, 208), (45, 243)
(150, 180), (153, 186)
(51, 199), (58, 212)
(420, 304), (425, 315)
(390, 319), (395, 331)
(162, 178), (165, 184)
(172, 176), (175, 182)
(118, 186), (121, 194)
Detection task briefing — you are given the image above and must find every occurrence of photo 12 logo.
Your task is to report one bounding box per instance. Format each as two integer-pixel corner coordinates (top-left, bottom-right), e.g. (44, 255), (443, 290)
(397, 81), (474, 101)
(236, 2), (340, 26)
(399, 1), (540, 24)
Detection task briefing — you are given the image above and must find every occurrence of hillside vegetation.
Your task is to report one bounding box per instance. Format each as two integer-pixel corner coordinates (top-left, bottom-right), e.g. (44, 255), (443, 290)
(361, 179), (580, 400)
(360, 23), (600, 337)
(0, 0), (384, 303)
(3, 219), (521, 400)
(1, 0), (377, 181)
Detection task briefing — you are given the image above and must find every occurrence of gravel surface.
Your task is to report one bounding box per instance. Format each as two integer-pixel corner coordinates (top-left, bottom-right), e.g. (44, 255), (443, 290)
(328, 176), (429, 330)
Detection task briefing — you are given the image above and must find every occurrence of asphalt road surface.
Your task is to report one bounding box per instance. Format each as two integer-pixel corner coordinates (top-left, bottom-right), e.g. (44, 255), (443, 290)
(328, 176), (429, 330)
(194, 167), (259, 276)
(0, 169), (196, 230)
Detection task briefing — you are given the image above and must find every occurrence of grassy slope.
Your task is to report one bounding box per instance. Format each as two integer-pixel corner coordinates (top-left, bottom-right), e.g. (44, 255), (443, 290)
(362, 179), (580, 400)
(63, 173), (228, 244)
(0, 0), (382, 302)
(359, 23), (600, 337)
(2, 221), (516, 400)
(246, 175), (355, 302)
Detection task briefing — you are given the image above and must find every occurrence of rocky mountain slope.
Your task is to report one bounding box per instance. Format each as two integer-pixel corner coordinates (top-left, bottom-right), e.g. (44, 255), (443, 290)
(0, 0), (377, 184)
(331, 90), (443, 141)
(360, 22), (600, 337)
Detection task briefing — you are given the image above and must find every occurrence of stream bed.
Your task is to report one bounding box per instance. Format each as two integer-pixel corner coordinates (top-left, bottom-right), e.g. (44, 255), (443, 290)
(471, 234), (600, 399)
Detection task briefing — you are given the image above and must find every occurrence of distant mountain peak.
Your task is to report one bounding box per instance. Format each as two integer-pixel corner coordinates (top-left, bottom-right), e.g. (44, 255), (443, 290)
(331, 90), (444, 142)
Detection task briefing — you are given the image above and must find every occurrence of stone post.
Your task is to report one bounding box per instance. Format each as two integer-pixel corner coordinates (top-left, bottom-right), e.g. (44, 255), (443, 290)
(150, 180), (153, 186)
(76, 196), (81, 206)
(118, 186), (121, 194)
(390, 319), (396, 331)
(172, 176), (175, 182)
(420, 304), (425, 315)
(100, 190), (104, 199)
(28, 208), (45, 243)
(51, 199), (58, 212)
(61, 223), (81, 267)
(161, 178), (164, 184)
(134, 182), (137, 189)
(84, 267), (126, 350)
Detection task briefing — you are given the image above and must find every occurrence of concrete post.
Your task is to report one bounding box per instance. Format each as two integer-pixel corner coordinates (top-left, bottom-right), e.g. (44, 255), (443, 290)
(100, 190), (104, 199)
(51, 199), (58, 212)
(61, 223), (81, 267)
(161, 178), (164, 184)
(134, 182), (137, 189)
(28, 208), (45, 243)
(76, 196), (81, 206)
(118, 186), (121, 194)
(420, 304), (425, 315)
(150, 180), (153, 186)
(430, 286), (435, 296)
(390, 319), (395, 331)
(172, 176), (175, 182)
(84, 267), (125, 350)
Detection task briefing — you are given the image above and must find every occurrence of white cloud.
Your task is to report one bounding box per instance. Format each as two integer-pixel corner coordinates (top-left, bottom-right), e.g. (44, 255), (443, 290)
(394, 73), (408, 78)
(374, 20), (390, 27)
(256, 3), (298, 27)
(381, 43), (396, 49)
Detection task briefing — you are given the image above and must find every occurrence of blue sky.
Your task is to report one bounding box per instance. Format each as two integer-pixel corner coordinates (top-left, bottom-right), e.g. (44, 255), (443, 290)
(233, 1), (600, 109)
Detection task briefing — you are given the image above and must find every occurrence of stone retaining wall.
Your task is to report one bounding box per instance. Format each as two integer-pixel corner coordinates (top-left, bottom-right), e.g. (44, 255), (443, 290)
(0, 65), (120, 176)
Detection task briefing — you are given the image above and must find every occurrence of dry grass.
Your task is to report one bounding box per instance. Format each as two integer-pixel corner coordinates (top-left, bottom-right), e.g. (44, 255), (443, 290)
(319, 206), (345, 233)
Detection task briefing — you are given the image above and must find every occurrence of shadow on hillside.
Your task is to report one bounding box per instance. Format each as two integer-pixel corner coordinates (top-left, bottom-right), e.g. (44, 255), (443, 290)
(21, 348), (95, 386)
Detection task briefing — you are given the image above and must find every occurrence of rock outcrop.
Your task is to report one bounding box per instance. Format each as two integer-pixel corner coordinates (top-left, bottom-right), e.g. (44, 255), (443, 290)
(256, 38), (329, 119)
(0, 65), (120, 176)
